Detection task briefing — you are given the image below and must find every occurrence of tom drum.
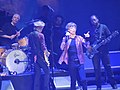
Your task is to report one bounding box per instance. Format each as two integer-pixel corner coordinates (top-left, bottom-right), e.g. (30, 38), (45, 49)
(18, 37), (28, 47)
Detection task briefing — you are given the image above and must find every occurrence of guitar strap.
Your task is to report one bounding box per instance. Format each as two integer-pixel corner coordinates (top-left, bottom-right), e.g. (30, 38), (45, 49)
(93, 24), (103, 44)
(99, 24), (103, 40)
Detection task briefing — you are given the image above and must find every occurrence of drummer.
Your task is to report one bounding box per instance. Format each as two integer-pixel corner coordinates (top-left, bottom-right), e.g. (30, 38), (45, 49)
(0, 13), (21, 49)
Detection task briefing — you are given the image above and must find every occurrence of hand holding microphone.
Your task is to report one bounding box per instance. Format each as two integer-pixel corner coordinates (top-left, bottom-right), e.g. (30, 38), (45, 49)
(65, 31), (70, 36)
(65, 31), (70, 42)
(60, 31), (70, 50)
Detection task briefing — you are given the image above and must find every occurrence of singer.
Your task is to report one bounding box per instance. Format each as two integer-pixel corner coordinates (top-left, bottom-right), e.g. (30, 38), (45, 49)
(58, 22), (87, 90)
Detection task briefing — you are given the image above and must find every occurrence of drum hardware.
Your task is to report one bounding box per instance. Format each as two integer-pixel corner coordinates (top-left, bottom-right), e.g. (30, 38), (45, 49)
(10, 71), (17, 75)
(14, 59), (28, 64)
(11, 43), (19, 50)
(1, 65), (9, 76)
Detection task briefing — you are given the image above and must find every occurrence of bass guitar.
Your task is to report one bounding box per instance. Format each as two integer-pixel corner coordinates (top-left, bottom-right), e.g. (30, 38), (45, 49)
(86, 31), (119, 59)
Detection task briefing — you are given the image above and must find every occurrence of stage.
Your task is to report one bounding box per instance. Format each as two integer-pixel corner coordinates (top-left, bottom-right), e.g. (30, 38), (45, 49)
(1, 81), (120, 90)
(1, 51), (120, 90)
(1, 72), (120, 90)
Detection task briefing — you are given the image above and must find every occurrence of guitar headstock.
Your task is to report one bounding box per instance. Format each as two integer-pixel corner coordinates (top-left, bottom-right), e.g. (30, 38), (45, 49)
(112, 30), (119, 37)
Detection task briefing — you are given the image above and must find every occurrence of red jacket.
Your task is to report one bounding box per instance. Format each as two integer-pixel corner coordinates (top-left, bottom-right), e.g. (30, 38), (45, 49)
(58, 35), (85, 64)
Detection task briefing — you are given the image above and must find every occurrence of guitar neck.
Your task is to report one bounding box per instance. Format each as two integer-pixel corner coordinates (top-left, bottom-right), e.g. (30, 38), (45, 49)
(94, 31), (119, 49)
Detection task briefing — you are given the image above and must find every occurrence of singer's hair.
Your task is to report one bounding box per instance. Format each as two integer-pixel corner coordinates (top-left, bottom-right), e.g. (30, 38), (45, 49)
(65, 22), (77, 30)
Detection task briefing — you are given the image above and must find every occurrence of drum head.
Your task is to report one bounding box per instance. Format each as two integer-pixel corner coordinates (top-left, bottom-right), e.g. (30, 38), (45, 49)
(6, 50), (28, 74)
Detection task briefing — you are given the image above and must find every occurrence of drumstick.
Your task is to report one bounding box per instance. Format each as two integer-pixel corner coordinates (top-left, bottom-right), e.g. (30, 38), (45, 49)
(19, 27), (24, 32)
(15, 27), (24, 36)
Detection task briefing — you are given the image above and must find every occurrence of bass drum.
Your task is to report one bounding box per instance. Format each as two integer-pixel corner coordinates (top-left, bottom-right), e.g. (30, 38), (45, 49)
(2, 49), (28, 74)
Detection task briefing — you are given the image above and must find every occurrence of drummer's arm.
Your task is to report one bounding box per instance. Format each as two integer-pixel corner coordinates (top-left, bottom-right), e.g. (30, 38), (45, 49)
(0, 29), (20, 39)
(1, 34), (16, 39)
(0, 28), (12, 39)
(15, 31), (20, 37)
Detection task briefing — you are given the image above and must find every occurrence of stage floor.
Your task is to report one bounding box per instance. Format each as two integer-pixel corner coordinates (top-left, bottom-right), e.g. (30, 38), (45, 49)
(1, 80), (120, 90)
(54, 75), (120, 90)
(56, 84), (120, 90)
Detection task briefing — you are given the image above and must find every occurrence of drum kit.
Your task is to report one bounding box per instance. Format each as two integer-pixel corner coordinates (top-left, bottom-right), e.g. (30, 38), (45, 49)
(0, 37), (32, 75)
(0, 19), (40, 76)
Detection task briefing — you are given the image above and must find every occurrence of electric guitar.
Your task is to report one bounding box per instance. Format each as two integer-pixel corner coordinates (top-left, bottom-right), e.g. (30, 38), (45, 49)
(44, 51), (50, 66)
(86, 31), (119, 59)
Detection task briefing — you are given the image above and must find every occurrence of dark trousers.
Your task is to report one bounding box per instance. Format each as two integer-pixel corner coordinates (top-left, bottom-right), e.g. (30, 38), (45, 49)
(34, 57), (50, 90)
(92, 53), (117, 88)
(68, 60), (87, 90)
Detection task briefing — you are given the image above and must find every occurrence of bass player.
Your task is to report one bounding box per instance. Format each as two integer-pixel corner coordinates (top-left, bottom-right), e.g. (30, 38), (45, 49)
(85, 15), (118, 90)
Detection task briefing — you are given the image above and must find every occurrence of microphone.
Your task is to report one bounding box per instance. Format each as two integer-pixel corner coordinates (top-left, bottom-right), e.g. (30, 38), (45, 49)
(65, 31), (70, 36)
(65, 31), (70, 42)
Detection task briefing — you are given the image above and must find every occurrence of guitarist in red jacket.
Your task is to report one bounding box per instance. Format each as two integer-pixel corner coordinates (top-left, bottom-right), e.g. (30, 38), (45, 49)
(85, 15), (118, 90)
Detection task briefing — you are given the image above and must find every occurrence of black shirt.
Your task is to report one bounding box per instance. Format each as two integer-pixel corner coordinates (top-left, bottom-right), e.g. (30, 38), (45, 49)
(88, 24), (111, 53)
(0, 23), (18, 48)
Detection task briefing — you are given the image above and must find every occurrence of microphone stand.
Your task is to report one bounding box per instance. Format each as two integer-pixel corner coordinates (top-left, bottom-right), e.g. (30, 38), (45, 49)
(47, 6), (56, 90)
(50, 26), (54, 76)
(49, 25), (56, 90)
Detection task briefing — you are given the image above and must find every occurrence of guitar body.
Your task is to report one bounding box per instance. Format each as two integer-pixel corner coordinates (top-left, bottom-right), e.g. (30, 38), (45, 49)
(86, 31), (119, 59)
(86, 45), (98, 59)
(44, 52), (50, 66)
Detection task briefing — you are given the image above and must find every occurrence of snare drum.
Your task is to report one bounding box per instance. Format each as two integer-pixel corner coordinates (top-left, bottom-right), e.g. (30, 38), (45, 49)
(1, 49), (28, 74)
